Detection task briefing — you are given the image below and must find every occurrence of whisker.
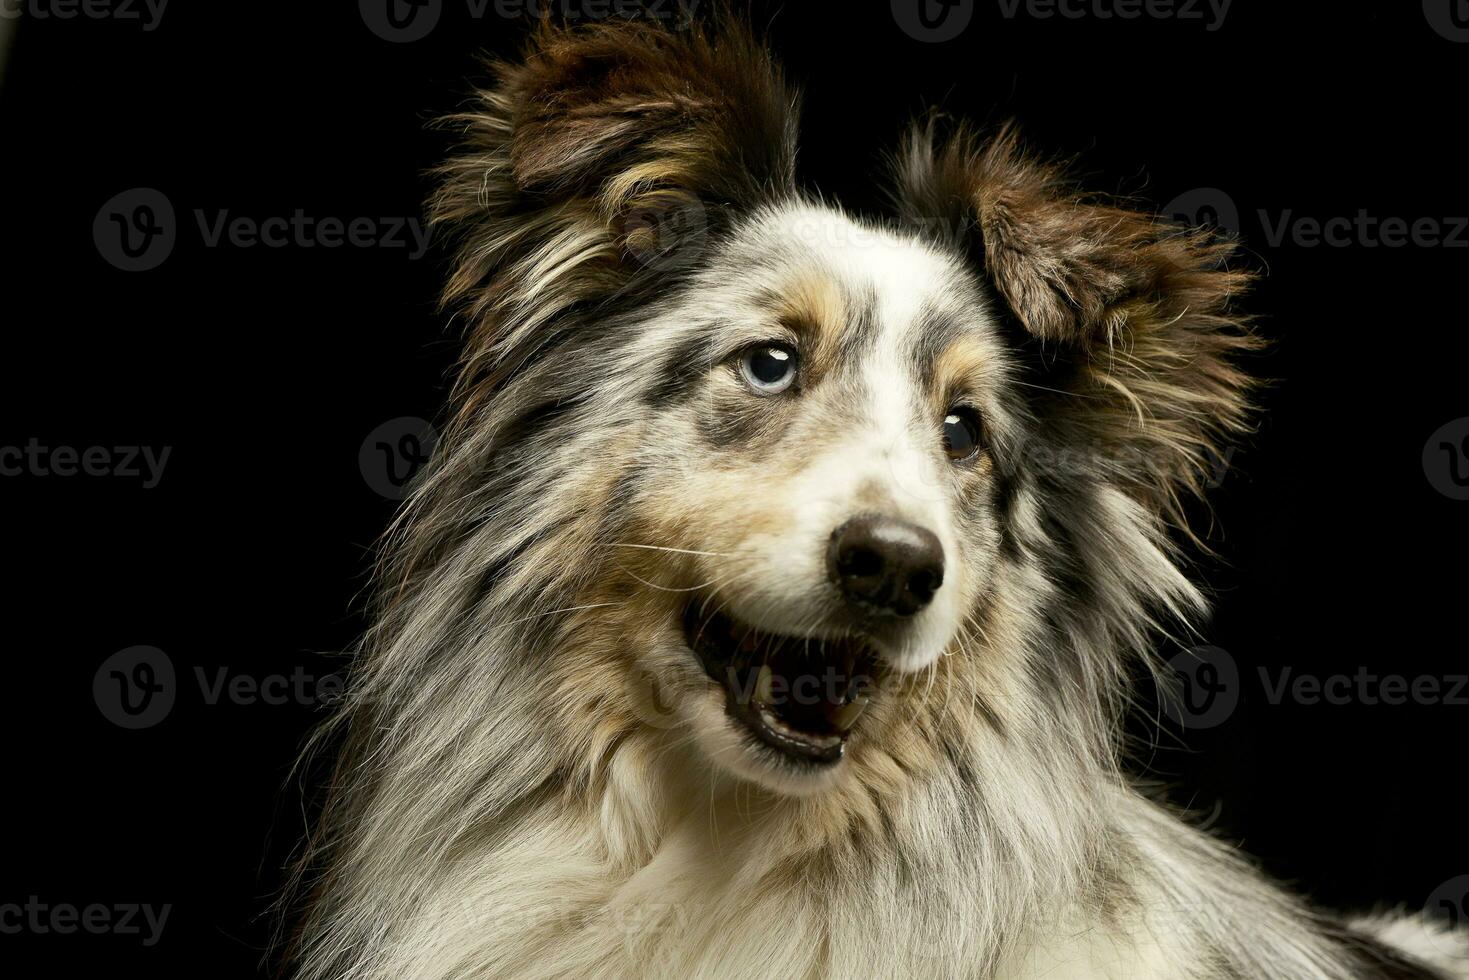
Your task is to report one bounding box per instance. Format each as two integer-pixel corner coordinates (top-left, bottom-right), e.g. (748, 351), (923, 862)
(614, 563), (720, 594)
(605, 543), (732, 558)
(1010, 378), (1102, 399)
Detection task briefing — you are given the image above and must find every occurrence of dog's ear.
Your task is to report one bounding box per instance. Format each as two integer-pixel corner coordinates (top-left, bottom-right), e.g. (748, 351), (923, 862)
(430, 16), (799, 411)
(892, 120), (1259, 525)
(505, 17), (798, 209)
(432, 17), (798, 327)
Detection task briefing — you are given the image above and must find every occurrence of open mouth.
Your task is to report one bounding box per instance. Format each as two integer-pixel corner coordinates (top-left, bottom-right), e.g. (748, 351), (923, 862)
(682, 604), (881, 766)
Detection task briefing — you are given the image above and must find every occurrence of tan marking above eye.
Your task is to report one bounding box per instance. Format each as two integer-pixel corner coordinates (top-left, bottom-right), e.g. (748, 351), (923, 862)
(928, 338), (995, 413)
(763, 272), (849, 370)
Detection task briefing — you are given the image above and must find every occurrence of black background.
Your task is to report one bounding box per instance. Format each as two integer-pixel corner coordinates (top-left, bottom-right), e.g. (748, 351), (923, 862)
(1, 1), (1465, 975)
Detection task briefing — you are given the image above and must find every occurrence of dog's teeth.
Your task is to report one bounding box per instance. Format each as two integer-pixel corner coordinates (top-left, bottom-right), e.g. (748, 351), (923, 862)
(830, 699), (867, 733)
(757, 706), (842, 749)
(754, 665), (773, 704)
(843, 670), (871, 705)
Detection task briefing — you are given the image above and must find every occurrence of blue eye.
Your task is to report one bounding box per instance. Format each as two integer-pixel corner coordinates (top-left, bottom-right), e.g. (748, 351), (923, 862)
(739, 344), (797, 394)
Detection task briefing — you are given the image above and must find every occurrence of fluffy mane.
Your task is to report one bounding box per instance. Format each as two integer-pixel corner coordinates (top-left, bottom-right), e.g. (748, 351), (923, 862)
(283, 13), (1464, 980)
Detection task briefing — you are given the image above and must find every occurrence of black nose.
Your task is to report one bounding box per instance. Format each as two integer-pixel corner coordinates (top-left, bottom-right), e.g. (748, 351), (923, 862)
(827, 514), (945, 617)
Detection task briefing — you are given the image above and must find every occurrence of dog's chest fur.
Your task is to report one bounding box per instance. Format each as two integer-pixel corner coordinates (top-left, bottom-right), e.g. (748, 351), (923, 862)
(377, 748), (1188, 979)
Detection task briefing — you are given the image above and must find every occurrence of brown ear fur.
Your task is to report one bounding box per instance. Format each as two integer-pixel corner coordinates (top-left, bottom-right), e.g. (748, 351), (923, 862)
(894, 121), (1260, 526)
(506, 16), (798, 207)
(429, 15), (799, 414)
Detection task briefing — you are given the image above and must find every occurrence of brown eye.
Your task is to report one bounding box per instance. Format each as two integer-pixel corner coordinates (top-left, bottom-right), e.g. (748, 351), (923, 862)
(942, 408), (982, 462)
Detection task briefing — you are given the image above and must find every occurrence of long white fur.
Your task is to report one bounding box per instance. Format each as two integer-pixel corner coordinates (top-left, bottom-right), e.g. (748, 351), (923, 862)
(287, 97), (1469, 980)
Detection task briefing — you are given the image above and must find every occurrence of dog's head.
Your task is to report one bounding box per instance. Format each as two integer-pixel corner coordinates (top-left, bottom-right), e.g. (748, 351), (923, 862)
(421, 16), (1255, 798)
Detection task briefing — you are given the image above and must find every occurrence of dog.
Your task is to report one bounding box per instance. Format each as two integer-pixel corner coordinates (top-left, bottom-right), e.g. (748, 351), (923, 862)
(287, 12), (1469, 978)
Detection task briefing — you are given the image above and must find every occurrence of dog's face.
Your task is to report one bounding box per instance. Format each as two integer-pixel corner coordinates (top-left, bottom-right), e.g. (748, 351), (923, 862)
(427, 19), (1253, 802)
(619, 205), (1023, 792)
